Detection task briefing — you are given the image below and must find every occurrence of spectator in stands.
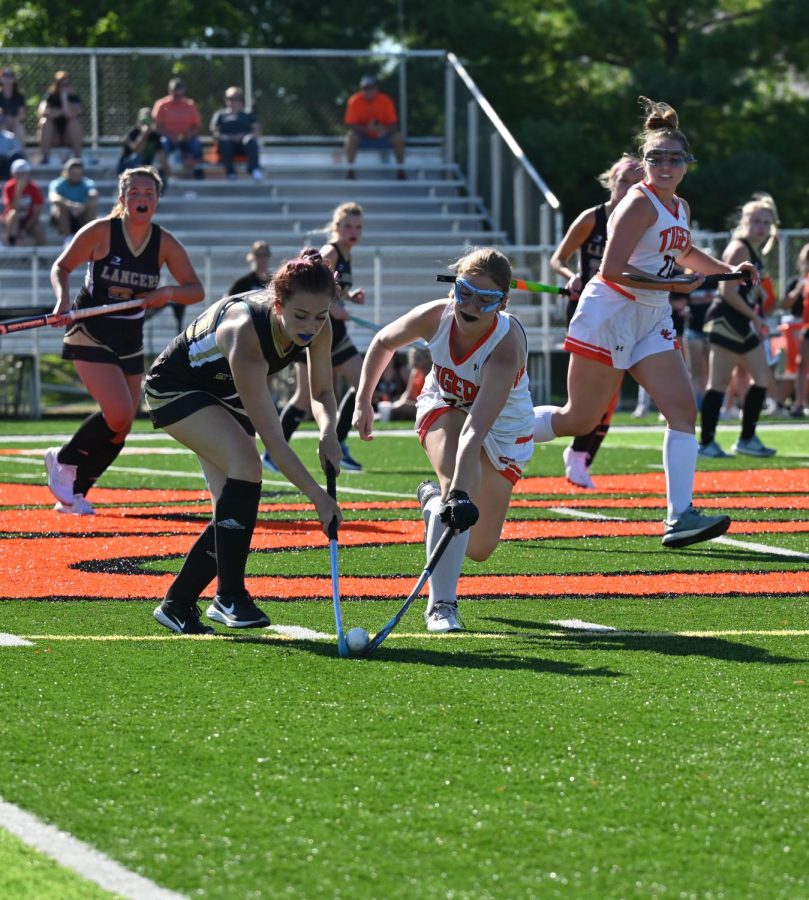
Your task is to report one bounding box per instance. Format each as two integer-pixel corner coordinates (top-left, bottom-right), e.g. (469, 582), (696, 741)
(0, 67), (27, 145)
(152, 77), (204, 180)
(0, 123), (26, 180)
(210, 87), (262, 181)
(376, 346), (432, 421)
(344, 75), (406, 180)
(229, 241), (272, 295)
(49, 158), (99, 244)
(118, 107), (169, 180)
(2, 158), (45, 246)
(37, 71), (83, 163)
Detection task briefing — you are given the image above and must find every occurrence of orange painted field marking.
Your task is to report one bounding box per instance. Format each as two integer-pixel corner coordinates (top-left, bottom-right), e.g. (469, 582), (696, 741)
(1, 468), (807, 603)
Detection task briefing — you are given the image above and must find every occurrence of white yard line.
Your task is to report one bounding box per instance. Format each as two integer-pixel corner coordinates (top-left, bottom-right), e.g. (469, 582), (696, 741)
(0, 798), (185, 899)
(548, 506), (626, 521)
(549, 619), (616, 632)
(711, 535), (809, 560)
(1, 456), (415, 499)
(16, 629), (809, 643)
(0, 429), (422, 444)
(0, 633), (32, 646)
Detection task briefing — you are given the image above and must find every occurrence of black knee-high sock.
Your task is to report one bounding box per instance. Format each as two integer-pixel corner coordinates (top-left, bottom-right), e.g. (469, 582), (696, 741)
(280, 404), (307, 442)
(336, 387), (356, 444)
(700, 389), (724, 446)
(58, 411), (116, 465)
(74, 439), (125, 496)
(59, 411), (124, 496)
(571, 393), (616, 464)
(741, 384), (766, 440)
(214, 478), (262, 598)
(165, 520), (217, 605)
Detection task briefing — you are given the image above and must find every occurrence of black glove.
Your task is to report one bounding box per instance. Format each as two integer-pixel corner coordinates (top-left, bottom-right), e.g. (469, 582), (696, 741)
(439, 489), (479, 533)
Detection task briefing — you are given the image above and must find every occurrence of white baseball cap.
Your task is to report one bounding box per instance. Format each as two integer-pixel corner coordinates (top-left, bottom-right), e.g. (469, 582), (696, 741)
(10, 158), (31, 175)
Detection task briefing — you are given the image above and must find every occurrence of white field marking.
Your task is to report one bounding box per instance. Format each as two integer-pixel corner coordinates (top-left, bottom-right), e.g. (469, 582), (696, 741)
(0, 633), (33, 646)
(0, 428), (422, 444)
(19, 629), (809, 643)
(711, 535), (809, 560)
(548, 506), (627, 522)
(0, 797), (186, 900)
(4, 455), (414, 499)
(266, 624), (332, 640)
(549, 619), (616, 632)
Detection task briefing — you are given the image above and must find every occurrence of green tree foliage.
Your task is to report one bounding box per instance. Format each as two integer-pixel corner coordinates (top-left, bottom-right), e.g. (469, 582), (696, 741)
(1, 0), (807, 227)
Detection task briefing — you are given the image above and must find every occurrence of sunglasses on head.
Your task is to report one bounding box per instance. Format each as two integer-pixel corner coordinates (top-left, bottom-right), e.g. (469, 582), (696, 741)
(643, 151), (695, 167)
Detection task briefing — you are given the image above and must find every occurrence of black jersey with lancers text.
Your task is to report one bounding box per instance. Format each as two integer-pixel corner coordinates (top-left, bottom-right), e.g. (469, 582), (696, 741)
(75, 218), (162, 317)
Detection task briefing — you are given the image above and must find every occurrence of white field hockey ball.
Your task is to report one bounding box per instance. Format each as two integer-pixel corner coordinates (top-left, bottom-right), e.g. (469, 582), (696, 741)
(345, 627), (370, 655)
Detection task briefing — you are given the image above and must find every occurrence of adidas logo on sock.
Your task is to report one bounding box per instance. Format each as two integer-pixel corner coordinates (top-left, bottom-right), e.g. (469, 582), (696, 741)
(217, 518), (245, 530)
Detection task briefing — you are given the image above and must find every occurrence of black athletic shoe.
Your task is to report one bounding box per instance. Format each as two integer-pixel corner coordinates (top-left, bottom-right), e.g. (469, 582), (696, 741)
(153, 601), (215, 635)
(206, 592), (270, 628)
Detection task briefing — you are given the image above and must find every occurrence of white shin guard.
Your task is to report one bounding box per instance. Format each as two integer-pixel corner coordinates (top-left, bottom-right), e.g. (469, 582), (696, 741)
(424, 496), (470, 614)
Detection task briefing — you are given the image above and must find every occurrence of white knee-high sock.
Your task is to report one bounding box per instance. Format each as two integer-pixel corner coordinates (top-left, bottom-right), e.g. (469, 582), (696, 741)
(423, 494), (470, 613)
(663, 428), (698, 520)
(533, 405), (559, 443)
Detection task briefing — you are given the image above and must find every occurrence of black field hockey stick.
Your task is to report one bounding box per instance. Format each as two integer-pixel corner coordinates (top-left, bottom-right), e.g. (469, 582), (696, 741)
(325, 463), (348, 658)
(435, 274), (570, 296)
(363, 525), (455, 657)
(0, 298), (145, 335)
(621, 271), (750, 289)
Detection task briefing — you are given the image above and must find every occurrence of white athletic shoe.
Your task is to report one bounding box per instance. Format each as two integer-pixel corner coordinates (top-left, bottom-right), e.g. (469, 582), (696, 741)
(425, 602), (463, 634)
(54, 493), (95, 516)
(562, 446), (596, 489)
(44, 447), (77, 504)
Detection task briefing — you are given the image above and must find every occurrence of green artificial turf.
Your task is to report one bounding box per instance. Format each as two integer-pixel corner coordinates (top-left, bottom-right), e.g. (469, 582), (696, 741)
(1, 419), (809, 897)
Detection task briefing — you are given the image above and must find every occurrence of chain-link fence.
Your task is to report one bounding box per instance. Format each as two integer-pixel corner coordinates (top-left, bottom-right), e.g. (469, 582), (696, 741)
(0, 48), (446, 146)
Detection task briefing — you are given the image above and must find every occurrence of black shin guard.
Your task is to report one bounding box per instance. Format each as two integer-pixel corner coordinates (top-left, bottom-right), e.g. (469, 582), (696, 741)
(280, 404), (307, 443)
(59, 412), (123, 496)
(741, 385), (766, 440)
(74, 439), (125, 496)
(165, 520), (218, 605)
(336, 387), (356, 444)
(58, 411), (117, 465)
(700, 390), (725, 446)
(214, 478), (262, 597)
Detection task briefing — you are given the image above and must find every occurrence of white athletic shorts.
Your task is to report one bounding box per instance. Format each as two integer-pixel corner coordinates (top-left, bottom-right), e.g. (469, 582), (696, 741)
(415, 391), (534, 485)
(563, 277), (679, 370)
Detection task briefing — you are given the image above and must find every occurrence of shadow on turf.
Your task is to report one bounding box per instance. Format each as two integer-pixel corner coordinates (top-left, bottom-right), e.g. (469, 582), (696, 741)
(483, 616), (807, 665)
(216, 633), (626, 676)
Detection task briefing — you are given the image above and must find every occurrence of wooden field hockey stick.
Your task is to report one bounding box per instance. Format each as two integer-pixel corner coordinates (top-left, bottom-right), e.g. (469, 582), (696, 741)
(325, 463), (349, 658)
(435, 274), (570, 296)
(0, 298), (145, 336)
(363, 525), (455, 657)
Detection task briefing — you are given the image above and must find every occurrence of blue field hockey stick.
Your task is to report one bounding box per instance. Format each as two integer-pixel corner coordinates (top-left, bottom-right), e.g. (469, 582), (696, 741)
(325, 463), (348, 658)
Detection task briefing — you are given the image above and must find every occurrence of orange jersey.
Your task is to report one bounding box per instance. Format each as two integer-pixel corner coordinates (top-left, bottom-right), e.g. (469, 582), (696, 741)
(344, 90), (398, 129)
(151, 95), (201, 139)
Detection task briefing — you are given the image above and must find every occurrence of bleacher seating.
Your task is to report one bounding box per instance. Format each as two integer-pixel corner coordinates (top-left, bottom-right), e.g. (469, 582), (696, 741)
(0, 141), (562, 404)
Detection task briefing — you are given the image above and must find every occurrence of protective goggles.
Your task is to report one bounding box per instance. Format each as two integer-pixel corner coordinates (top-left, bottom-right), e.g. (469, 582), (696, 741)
(436, 275), (505, 312)
(643, 151), (696, 168)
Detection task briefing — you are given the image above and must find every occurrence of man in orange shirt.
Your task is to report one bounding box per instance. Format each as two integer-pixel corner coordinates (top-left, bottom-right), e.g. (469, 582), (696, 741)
(343, 75), (406, 180)
(152, 77), (204, 180)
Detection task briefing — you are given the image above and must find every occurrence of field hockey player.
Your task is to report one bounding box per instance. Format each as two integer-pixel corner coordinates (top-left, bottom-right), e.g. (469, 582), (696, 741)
(146, 249), (342, 635)
(354, 247), (534, 633)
